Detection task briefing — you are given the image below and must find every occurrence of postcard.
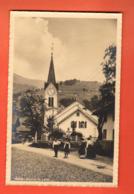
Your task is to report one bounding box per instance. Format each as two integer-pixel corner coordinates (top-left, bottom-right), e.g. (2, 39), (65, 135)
(6, 11), (122, 187)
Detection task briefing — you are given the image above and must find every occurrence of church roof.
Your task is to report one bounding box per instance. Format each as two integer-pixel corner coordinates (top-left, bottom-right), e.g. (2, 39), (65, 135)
(55, 101), (98, 125)
(47, 53), (56, 84)
(44, 53), (58, 89)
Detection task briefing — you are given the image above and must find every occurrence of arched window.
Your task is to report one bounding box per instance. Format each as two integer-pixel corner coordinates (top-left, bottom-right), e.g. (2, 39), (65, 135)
(48, 97), (54, 107)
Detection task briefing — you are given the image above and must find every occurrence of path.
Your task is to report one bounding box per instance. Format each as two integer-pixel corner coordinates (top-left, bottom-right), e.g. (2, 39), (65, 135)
(12, 143), (113, 177)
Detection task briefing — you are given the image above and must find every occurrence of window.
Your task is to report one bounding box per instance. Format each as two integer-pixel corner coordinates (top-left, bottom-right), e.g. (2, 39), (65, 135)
(48, 97), (54, 107)
(102, 129), (107, 140)
(71, 121), (77, 129)
(76, 110), (80, 116)
(79, 121), (87, 128)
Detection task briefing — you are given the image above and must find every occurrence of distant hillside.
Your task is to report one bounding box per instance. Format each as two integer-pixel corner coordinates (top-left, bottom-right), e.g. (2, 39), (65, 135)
(13, 73), (43, 93)
(13, 74), (101, 103)
(58, 80), (101, 104)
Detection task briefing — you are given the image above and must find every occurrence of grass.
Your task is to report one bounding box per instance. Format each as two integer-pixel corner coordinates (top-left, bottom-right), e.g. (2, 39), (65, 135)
(11, 147), (112, 182)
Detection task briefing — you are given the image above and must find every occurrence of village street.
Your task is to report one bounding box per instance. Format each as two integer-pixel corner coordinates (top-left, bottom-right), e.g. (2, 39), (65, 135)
(11, 144), (113, 182)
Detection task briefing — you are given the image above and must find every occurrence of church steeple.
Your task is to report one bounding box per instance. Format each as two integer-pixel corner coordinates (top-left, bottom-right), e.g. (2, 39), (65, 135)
(47, 52), (56, 84)
(44, 43), (58, 89)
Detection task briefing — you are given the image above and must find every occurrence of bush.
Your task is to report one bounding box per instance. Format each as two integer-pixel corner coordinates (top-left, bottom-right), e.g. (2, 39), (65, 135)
(49, 128), (65, 140)
(95, 140), (114, 157)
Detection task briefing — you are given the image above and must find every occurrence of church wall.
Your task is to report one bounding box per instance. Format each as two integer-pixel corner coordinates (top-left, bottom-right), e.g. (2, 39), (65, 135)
(57, 111), (98, 138)
(44, 83), (58, 120)
(44, 88), (58, 108)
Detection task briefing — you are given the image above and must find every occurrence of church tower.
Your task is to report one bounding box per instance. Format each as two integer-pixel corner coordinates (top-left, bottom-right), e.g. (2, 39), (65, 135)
(44, 49), (58, 124)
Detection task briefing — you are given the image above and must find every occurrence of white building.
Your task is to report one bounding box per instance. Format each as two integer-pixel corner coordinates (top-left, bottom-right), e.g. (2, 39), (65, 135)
(93, 103), (114, 141)
(44, 51), (98, 139)
(55, 101), (98, 138)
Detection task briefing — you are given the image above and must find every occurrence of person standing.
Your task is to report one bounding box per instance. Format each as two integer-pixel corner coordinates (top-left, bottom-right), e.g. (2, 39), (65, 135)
(63, 138), (71, 158)
(66, 128), (72, 138)
(78, 138), (87, 158)
(86, 136), (96, 159)
(52, 138), (60, 157)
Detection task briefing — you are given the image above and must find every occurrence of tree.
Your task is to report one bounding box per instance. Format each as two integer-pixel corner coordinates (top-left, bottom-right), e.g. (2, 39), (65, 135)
(97, 45), (116, 140)
(19, 90), (45, 140)
(83, 95), (100, 111)
(46, 116), (55, 132)
(100, 44), (116, 105)
(102, 45), (116, 83)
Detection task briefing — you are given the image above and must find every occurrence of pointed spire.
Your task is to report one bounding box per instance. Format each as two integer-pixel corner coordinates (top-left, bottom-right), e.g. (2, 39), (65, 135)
(47, 43), (56, 84)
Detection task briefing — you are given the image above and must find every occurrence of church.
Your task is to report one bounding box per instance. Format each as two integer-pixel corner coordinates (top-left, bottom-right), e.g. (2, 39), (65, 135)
(43, 51), (98, 140)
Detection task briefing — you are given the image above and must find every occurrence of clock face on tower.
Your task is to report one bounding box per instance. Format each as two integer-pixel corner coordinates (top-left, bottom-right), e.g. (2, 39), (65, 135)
(47, 85), (56, 96)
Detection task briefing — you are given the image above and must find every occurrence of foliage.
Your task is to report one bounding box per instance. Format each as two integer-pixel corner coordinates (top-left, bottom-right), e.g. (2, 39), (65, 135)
(85, 45), (116, 140)
(87, 44), (116, 111)
(101, 45), (116, 83)
(97, 45), (116, 139)
(99, 82), (115, 105)
(95, 140), (114, 157)
(46, 116), (55, 131)
(49, 128), (65, 139)
(19, 90), (45, 138)
(83, 95), (100, 111)
(100, 44), (116, 105)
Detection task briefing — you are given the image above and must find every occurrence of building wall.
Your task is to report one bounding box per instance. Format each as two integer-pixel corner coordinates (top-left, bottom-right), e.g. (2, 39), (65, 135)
(102, 112), (114, 141)
(58, 111), (98, 138)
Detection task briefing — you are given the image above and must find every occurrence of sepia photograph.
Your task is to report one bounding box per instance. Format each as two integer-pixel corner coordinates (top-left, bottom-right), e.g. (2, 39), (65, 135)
(6, 11), (122, 186)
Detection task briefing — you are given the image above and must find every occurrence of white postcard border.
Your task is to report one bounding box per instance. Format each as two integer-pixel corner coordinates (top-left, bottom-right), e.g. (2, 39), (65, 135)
(6, 11), (122, 187)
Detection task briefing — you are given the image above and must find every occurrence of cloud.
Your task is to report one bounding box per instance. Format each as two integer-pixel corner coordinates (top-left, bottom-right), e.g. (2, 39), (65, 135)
(12, 16), (116, 82)
(13, 17), (67, 80)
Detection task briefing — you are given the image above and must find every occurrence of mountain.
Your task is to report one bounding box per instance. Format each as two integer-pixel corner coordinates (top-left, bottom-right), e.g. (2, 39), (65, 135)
(13, 73), (44, 93)
(13, 74), (101, 103)
(58, 80), (101, 103)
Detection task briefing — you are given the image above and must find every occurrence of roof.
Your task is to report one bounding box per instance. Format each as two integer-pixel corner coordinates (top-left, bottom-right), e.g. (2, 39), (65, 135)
(44, 53), (58, 89)
(55, 101), (98, 125)
(47, 53), (56, 84)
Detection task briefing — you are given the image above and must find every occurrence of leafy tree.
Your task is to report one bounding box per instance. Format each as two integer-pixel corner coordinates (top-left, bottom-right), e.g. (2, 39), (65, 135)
(83, 95), (100, 111)
(49, 128), (65, 139)
(101, 45), (116, 83)
(19, 90), (45, 140)
(46, 116), (55, 132)
(100, 44), (116, 105)
(97, 45), (116, 139)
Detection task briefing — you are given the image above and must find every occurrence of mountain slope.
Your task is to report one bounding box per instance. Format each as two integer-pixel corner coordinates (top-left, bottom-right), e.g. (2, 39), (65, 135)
(13, 74), (101, 102)
(13, 73), (44, 93)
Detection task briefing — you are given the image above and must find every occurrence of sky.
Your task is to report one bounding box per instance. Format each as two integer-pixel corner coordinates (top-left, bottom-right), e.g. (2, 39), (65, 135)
(12, 15), (117, 82)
